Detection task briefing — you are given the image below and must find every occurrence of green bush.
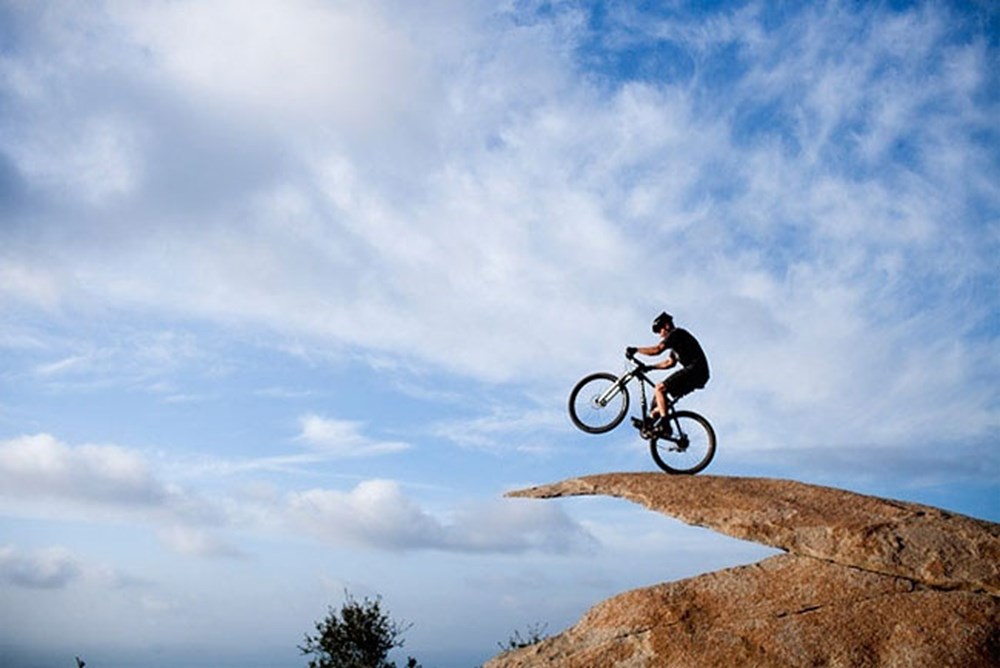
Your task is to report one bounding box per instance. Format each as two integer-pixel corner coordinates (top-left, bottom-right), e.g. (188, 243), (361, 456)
(300, 592), (421, 668)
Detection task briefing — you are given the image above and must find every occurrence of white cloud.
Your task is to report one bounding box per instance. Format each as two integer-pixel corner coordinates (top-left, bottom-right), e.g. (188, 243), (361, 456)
(117, 0), (429, 131)
(0, 1), (991, 464)
(430, 406), (568, 453)
(156, 525), (244, 559)
(0, 434), (237, 557)
(287, 479), (595, 554)
(0, 434), (167, 507)
(15, 114), (141, 204)
(0, 0), (994, 460)
(0, 434), (591, 556)
(296, 414), (410, 457)
(0, 263), (63, 310)
(441, 498), (598, 554)
(288, 480), (445, 550)
(0, 545), (82, 589)
(14, 327), (212, 399)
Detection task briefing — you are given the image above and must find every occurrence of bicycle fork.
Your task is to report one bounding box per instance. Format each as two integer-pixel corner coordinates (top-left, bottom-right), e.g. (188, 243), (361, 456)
(596, 371), (634, 407)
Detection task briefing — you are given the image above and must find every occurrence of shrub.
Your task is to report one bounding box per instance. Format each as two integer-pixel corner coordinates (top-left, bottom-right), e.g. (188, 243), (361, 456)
(300, 591), (421, 668)
(498, 622), (549, 651)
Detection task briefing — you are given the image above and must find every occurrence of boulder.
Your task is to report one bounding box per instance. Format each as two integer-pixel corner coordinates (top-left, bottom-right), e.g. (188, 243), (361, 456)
(486, 474), (1000, 667)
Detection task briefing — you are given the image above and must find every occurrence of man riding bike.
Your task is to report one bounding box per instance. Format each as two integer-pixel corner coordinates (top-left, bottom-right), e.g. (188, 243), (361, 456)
(626, 311), (710, 432)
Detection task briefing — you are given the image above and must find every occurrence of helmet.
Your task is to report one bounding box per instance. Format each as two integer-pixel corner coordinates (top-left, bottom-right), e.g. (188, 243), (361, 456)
(652, 311), (674, 333)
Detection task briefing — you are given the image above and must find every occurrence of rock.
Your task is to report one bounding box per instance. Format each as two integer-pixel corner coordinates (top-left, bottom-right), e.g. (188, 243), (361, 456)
(508, 473), (1000, 594)
(486, 474), (1000, 668)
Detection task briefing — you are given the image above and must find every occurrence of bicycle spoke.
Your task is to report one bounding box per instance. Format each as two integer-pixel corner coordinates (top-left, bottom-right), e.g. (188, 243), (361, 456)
(649, 411), (715, 474)
(568, 372), (630, 434)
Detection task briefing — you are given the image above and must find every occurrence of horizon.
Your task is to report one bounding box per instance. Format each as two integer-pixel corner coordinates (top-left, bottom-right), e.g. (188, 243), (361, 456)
(1, 1), (998, 667)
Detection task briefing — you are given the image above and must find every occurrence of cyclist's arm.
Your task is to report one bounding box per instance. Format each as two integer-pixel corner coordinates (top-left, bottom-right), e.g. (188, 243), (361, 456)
(635, 341), (668, 357)
(648, 352), (678, 370)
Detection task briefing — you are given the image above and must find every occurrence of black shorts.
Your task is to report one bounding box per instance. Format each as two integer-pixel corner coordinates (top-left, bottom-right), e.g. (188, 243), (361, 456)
(662, 365), (709, 400)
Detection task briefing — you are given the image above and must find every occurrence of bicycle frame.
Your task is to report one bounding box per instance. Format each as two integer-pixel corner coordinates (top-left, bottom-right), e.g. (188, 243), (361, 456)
(597, 359), (659, 418)
(598, 358), (694, 443)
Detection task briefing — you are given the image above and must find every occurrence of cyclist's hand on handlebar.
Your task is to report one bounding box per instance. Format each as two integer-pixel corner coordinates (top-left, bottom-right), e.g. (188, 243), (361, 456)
(625, 346), (637, 359)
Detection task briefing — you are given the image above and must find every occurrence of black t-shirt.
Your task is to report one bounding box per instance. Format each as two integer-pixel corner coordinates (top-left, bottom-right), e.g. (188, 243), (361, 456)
(663, 328), (709, 374)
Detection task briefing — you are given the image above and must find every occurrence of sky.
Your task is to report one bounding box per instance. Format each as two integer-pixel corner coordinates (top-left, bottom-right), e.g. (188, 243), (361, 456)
(0, 0), (997, 666)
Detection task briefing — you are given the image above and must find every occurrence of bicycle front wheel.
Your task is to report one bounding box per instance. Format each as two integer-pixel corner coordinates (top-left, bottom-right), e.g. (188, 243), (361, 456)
(649, 410), (716, 474)
(568, 372), (630, 434)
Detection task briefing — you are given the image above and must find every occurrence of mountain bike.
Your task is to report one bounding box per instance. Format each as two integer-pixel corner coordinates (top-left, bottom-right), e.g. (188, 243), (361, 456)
(568, 353), (716, 474)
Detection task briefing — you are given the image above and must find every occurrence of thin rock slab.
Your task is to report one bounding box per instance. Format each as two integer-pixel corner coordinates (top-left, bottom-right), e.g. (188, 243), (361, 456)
(507, 473), (1000, 594)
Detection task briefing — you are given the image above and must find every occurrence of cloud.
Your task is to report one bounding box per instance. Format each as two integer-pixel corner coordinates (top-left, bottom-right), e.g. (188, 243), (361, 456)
(430, 406), (567, 453)
(0, 262), (62, 310)
(0, 545), (82, 589)
(0, 2), (996, 453)
(288, 479), (595, 554)
(0, 434), (168, 507)
(763, 439), (1000, 489)
(296, 414), (410, 457)
(0, 542), (149, 599)
(288, 480), (445, 550)
(118, 0), (429, 130)
(7, 326), (213, 398)
(156, 525), (244, 559)
(0, 434), (591, 556)
(441, 498), (598, 554)
(0, 434), (239, 556)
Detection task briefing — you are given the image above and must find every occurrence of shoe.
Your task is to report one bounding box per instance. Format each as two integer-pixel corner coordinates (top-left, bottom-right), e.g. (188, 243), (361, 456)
(655, 417), (673, 437)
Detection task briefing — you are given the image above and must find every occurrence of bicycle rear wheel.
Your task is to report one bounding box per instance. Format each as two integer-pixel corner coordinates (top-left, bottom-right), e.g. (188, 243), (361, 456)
(568, 372), (630, 434)
(649, 410), (716, 474)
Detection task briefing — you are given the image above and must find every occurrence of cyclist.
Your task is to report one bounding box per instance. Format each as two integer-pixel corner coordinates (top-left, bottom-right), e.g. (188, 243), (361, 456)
(626, 311), (710, 431)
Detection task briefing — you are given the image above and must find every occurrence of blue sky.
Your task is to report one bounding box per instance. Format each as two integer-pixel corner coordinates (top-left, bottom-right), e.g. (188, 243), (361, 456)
(1, 1), (997, 666)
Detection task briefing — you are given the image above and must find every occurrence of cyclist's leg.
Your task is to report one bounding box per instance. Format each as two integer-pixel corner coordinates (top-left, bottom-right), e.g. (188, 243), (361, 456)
(655, 368), (707, 432)
(660, 369), (701, 414)
(653, 379), (680, 431)
(654, 374), (686, 435)
(653, 382), (669, 420)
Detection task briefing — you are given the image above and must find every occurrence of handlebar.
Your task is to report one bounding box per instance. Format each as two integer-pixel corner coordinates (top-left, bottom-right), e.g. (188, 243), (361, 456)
(625, 350), (651, 373)
(626, 348), (675, 373)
